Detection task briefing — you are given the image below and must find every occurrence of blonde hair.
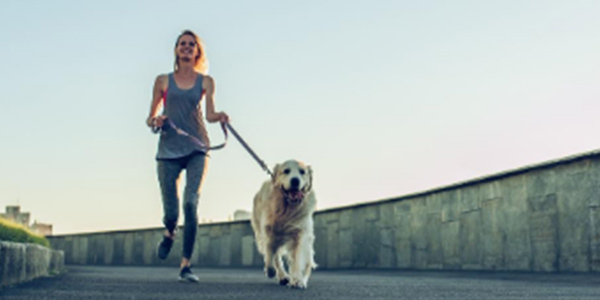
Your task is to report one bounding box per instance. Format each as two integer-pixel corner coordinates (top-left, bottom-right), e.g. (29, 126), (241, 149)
(174, 30), (209, 74)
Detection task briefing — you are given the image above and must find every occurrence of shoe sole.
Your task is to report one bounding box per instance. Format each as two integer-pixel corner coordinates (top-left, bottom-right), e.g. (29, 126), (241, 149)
(178, 277), (199, 283)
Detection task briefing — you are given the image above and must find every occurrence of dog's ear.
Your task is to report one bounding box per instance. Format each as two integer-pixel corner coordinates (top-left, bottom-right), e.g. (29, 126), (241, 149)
(305, 165), (313, 192)
(271, 164), (281, 183)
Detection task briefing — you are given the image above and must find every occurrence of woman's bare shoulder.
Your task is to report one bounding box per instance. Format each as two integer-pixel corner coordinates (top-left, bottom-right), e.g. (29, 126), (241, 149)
(203, 74), (214, 83)
(156, 73), (169, 83)
(202, 74), (215, 89)
(154, 74), (169, 89)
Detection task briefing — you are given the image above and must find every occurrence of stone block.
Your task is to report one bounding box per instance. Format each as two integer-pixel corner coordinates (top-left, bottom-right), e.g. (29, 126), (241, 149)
(219, 234), (232, 266)
(123, 233), (134, 265)
(313, 213), (327, 229)
(556, 169), (592, 271)
(501, 175), (531, 271)
(25, 244), (50, 280)
(339, 209), (354, 230)
(590, 207), (600, 272)
(132, 232), (146, 265)
(50, 250), (65, 274)
(352, 212), (379, 267)
(63, 237), (74, 265)
(364, 222), (379, 267)
(379, 228), (395, 268)
(323, 211), (340, 224)
(327, 221), (339, 268)
(351, 209), (368, 267)
(365, 205), (380, 221)
(1, 242), (26, 286)
(314, 226), (328, 268)
(207, 236), (222, 267)
(441, 190), (459, 223)
(379, 203), (395, 228)
(441, 220), (460, 269)
(241, 235), (254, 266)
(503, 175), (528, 211)
(1, 242), (9, 285)
(409, 199), (428, 269)
(339, 229), (353, 267)
(94, 235), (107, 265)
(528, 194), (559, 272)
(425, 193), (443, 215)
(142, 231), (156, 265)
(103, 234), (115, 265)
(460, 210), (482, 269)
(229, 228), (243, 267)
(197, 225), (211, 236)
(426, 213), (442, 268)
(479, 181), (502, 204)
(77, 237), (89, 265)
(198, 235), (210, 266)
(481, 197), (505, 270)
(527, 169), (557, 204)
(589, 159), (600, 207)
(459, 186), (480, 213)
(112, 233), (125, 265)
(394, 202), (412, 269)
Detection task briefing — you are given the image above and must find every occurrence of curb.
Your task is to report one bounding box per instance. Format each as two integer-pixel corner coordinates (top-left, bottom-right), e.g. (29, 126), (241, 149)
(0, 241), (65, 288)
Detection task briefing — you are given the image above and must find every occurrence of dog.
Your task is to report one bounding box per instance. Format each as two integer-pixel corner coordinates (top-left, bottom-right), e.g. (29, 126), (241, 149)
(251, 159), (317, 289)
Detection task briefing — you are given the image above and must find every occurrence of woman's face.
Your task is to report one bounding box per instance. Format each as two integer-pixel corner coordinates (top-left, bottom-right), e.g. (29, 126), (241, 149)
(176, 34), (199, 63)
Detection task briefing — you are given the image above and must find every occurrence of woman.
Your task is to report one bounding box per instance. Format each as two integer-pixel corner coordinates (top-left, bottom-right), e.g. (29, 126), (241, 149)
(146, 30), (229, 282)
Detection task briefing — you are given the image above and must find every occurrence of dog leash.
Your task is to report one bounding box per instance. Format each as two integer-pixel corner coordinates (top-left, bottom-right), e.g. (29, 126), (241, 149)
(224, 123), (274, 179)
(153, 119), (274, 179)
(155, 118), (228, 150)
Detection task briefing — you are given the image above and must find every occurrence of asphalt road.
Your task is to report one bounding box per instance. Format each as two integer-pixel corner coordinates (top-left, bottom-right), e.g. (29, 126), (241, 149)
(1, 266), (600, 300)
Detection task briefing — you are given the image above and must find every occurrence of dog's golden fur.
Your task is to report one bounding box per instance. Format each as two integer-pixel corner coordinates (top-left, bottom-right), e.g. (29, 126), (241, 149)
(251, 159), (317, 289)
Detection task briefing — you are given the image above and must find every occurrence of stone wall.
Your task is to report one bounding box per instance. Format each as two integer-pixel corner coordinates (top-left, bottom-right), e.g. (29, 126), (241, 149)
(48, 150), (600, 272)
(0, 242), (65, 287)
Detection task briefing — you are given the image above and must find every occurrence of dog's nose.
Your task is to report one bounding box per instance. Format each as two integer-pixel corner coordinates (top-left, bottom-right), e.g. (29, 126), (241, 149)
(290, 177), (300, 189)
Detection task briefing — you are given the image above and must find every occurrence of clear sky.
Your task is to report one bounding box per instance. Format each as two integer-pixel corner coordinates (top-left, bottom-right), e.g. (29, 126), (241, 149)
(1, 0), (599, 234)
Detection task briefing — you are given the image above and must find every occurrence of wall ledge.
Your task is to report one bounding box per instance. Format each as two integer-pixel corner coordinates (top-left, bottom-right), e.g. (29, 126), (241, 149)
(0, 241), (65, 288)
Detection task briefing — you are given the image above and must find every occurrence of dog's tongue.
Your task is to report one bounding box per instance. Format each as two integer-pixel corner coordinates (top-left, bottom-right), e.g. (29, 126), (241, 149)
(287, 190), (304, 202)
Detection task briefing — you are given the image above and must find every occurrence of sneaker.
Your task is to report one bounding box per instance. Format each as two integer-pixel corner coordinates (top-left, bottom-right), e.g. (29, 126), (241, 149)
(178, 266), (199, 283)
(157, 236), (174, 260)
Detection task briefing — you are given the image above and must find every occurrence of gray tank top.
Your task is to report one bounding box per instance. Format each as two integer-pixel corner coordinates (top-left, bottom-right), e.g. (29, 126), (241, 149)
(156, 73), (210, 159)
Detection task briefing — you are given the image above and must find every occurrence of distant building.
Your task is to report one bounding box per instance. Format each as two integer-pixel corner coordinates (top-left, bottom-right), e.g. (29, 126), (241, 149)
(233, 209), (251, 221)
(1, 205), (53, 236)
(1, 205), (30, 226)
(30, 221), (53, 236)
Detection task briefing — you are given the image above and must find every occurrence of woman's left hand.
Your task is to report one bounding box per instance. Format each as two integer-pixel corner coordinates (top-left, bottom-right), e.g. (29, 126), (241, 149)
(219, 112), (230, 124)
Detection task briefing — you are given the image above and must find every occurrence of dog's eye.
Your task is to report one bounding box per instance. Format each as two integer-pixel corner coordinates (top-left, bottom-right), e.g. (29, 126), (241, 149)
(299, 169), (305, 175)
(283, 169), (290, 175)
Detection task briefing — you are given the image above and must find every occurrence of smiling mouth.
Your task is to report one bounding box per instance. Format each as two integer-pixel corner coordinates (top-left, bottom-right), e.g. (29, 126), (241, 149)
(282, 188), (304, 204)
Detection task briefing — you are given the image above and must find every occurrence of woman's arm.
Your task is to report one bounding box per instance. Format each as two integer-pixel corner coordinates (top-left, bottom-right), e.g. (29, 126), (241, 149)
(204, 75), (229, 124)
(146, 74), (168, 127)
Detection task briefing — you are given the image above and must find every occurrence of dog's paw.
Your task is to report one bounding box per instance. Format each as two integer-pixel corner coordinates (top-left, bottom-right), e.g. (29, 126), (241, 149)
(265, 267), (276, 278)
(279, 277), (290, 286)
(287, 278), (307, 289)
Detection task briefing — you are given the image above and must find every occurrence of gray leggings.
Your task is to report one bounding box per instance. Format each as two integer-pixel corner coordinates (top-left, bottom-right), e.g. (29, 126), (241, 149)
(157, 152), (207, 259)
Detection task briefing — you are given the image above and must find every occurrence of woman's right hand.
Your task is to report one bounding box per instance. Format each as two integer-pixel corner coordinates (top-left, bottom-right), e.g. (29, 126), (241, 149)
(147, 115), (168, 128)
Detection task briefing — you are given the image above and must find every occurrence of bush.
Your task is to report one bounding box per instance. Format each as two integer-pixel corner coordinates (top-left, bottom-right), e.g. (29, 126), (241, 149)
(0, 217), (50, 248)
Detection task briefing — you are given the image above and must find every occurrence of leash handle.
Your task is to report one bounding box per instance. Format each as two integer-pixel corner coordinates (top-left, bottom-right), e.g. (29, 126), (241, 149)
(225, 123), (274, 179)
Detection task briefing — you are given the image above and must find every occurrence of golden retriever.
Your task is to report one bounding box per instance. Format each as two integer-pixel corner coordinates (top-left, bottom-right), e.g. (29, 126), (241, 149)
(251, 159), (317, 289)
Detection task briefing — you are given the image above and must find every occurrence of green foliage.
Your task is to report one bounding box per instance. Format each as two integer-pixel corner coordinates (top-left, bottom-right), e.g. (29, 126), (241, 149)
(0, 217), (50, 248)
